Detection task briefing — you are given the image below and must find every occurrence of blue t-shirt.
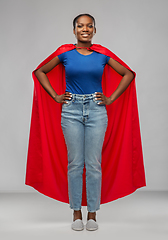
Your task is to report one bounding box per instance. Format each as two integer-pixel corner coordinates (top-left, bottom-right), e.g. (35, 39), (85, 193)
(57, 48), (110, 94)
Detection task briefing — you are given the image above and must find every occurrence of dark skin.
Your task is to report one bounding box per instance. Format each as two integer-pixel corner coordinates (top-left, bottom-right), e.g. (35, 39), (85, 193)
(35, 15), (134, 222)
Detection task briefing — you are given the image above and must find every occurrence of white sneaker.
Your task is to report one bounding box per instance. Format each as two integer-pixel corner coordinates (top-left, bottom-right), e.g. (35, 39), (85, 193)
(86, 219), (98, 231)
(71, 219), (84, 231)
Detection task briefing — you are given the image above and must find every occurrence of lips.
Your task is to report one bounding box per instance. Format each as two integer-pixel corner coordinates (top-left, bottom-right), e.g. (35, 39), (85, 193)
(81, 34), (90, 37)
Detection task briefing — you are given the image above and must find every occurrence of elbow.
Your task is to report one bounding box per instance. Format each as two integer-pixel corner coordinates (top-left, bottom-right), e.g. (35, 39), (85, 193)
(34, 69), (42, 83)
(34, 68), (44, 80)
(34, 69), (40, 78)
(127, 71), (135, 83)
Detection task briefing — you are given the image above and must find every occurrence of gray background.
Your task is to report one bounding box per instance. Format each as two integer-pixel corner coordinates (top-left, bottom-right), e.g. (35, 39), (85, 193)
(0, 0), (167, 192)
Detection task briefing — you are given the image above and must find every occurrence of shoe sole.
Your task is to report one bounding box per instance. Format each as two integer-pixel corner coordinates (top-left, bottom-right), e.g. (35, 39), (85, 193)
(72, 227), (84, 231)
(86, 227), (98, 231)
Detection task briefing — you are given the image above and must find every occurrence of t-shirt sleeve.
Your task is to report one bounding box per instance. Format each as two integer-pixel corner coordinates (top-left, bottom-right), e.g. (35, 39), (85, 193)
(57, 52), (65, 63)
(106, 55), (110, 64)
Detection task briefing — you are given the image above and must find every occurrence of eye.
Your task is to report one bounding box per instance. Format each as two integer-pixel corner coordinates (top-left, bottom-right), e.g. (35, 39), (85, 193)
(88, 25), (93, 28)
(77, 25), (82, 28)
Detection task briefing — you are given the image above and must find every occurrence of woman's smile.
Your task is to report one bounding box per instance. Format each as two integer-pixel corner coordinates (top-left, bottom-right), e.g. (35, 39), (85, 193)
(81, 33), (90, 37)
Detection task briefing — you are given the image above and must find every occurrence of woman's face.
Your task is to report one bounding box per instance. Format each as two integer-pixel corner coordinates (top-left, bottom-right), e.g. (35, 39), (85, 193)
(73, 15), (96, 43)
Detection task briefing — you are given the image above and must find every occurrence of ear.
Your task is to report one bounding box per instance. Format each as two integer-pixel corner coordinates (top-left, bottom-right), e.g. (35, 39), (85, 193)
(73, 28), (76, 35)
(94, 27), (96, 34)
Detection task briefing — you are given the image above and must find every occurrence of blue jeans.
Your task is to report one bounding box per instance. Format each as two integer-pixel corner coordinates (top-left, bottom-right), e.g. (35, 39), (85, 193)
(61, 93), (108, 212)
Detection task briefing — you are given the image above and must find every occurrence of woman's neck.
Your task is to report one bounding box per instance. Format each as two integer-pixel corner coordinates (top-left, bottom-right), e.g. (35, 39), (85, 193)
(75, 42), (92, 48)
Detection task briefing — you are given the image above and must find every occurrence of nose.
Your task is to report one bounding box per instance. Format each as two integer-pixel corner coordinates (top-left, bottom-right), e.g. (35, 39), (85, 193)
(82, 25), (88, 31)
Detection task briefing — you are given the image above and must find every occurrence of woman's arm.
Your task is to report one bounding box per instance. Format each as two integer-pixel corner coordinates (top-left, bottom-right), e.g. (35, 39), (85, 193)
(35, 56), (72, 103)
(95, 58), (135, 105)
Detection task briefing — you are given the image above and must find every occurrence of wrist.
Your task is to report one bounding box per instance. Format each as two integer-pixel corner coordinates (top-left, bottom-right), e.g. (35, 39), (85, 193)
(109, 95), (114, 103)
(52, 93), (58, 100)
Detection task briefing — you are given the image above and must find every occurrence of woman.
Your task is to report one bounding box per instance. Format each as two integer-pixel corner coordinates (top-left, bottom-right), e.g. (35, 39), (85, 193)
(25, 13), (146, 231)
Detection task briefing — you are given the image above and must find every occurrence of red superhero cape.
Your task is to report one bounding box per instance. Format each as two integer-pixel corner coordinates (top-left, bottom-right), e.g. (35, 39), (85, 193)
(25, 44), (146, 205)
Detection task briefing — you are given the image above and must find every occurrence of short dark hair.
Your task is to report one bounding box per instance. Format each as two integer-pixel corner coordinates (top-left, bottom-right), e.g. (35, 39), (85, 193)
(73, 13), (96, 30)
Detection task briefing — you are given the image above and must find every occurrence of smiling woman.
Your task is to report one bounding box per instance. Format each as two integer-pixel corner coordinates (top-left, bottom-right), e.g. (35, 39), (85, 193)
(25, 13), (146, 232)
(73, 14), (96, 47)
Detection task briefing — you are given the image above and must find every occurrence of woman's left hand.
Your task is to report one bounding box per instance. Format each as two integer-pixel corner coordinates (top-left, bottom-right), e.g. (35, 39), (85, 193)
(94, 92), (113, 105)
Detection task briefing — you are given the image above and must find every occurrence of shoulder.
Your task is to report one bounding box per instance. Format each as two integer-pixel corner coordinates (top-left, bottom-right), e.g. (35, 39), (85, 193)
(93, 50), (110, 61)
(92, 44), (126, 64)
(57, 44), (76, 62)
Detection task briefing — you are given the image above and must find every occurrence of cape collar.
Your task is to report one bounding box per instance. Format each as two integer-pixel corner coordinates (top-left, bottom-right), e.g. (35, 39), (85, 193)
(73, 43), (93, 51)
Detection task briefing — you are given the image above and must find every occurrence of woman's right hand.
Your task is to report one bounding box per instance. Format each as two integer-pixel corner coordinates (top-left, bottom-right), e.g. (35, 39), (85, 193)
(54, 92), (72, 104)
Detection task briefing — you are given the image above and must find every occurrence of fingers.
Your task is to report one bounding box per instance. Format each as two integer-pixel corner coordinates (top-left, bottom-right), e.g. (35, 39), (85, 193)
(95, 92), (104, 100)
(64, 92), (72, 100)
(97, 102), (104, 105)
(54, 92), (72, 104)
(94, 92), (104, 101)
(63, 92), (72, 104)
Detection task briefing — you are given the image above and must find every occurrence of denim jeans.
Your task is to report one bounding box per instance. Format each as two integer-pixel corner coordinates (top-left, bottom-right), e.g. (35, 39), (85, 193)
(61, 93), (108, 212)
